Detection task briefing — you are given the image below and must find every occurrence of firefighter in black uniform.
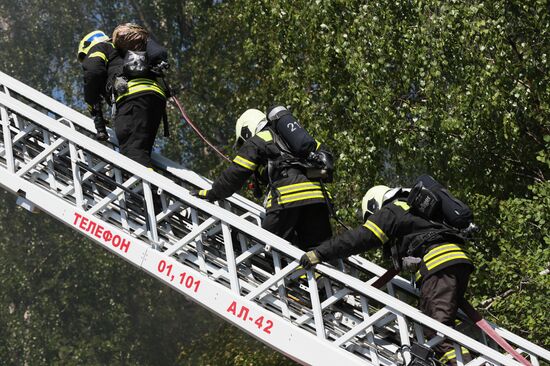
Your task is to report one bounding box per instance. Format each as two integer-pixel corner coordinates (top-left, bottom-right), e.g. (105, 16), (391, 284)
(77, 24), (167, 168)
(194, 108), (333, 250)
(300, 185), (474, 366)
(77, 30), (111, 141)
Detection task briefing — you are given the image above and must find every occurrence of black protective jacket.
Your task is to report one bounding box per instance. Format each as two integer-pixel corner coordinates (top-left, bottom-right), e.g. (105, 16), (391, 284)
(81, 40), (167, 109)
(314, 199), (474, 283)
(204, 129), (329, 213)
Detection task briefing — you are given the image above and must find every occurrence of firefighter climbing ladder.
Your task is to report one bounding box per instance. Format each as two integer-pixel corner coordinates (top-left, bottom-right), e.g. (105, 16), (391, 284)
(0, 71), (548, 366)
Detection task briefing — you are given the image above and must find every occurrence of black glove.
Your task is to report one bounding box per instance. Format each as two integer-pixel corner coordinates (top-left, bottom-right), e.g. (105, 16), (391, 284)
(89, 104), (109, 141)
(300, 250), (322, 270)
(93, 115), (109, 141)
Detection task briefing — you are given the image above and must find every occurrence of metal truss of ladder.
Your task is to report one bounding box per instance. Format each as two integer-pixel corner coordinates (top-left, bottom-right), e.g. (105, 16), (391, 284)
(0, 70), (548, 366)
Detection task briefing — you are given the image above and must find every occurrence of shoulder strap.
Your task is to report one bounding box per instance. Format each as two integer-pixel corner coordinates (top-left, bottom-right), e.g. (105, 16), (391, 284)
(267, 127), (291, 155)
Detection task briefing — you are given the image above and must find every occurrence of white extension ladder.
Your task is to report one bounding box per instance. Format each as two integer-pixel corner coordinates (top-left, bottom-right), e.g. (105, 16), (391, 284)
(0, 71), (548, 366)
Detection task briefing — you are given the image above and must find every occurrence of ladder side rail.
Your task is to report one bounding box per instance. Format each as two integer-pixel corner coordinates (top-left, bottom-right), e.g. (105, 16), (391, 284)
(181, 250), (300, 324)
(140, 241), (371, 366)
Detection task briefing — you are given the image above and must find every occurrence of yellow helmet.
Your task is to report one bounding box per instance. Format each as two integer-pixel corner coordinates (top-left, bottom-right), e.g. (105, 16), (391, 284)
(235, 109), (268, 147)
(361, 185), (391, 220)
(77, 30), (109, 62)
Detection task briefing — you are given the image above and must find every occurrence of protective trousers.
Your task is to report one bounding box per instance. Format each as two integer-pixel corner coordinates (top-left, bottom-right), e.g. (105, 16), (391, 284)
(262, 203), (332, 251)
(419, 264), (472, 366)
(114, 94), (166, 168)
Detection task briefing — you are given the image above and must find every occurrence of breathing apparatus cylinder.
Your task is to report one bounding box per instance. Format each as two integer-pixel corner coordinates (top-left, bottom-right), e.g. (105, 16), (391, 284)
(266, 106), (316, 158)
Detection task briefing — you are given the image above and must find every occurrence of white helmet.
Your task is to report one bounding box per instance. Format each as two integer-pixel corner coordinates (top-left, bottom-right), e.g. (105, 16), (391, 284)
(361, 185), (392, 220)
(235, 109), (268, 147)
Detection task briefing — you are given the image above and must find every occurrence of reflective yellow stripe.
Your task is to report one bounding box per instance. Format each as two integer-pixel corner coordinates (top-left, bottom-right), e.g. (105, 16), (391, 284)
(426, 252), (469, 271)
(88, 51), (107, 62)
(416, 244), (468, 281)
(265, 181), (328, 207)
(423, 244), (463, 262)
(130, 78), (157, 83)
(440, 348), (470, 362)
(116, 79), (166, 102)
(440, 350), (455, 362)
(266, 182), (326, 199)
(267, 191), (325, 207)
(363, 220), (389, 244)
(116, 85), (165, 101)
(199, 190), (208, 197)
(126, 79), (163, 88)
(125, 79), (157, 87)
(277, 182), (322, 195)
(256, 130), (272, 142)
(233, 156), (257, 171)
(267, 189), (325, 203)
(315, 140), (321, 150)
(393, 201), (410, 210)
